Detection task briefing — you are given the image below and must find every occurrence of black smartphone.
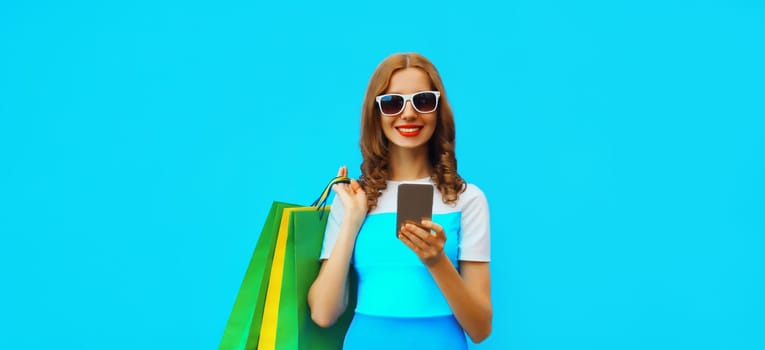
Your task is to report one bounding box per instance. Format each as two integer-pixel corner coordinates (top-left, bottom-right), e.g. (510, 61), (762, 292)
(396, 183), (434, 237)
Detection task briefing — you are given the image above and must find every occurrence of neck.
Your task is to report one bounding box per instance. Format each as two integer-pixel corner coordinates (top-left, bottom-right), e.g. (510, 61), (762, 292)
(388, 145), (431, 181)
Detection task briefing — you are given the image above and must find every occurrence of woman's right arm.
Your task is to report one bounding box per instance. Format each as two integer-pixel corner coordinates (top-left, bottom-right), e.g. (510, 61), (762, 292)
(307, 167), (367, 327)
(308, 218), (362, 327)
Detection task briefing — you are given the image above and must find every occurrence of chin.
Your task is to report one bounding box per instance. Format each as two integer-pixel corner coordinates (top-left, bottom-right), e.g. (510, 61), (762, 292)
(392, 141), (428, 150)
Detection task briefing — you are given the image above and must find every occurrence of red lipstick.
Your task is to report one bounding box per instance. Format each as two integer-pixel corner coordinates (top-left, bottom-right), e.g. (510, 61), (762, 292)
(395, 125), (423, 137)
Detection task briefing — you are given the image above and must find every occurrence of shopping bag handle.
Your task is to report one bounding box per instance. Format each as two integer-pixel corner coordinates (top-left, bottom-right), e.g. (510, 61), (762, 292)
(310, 176), (351, 216)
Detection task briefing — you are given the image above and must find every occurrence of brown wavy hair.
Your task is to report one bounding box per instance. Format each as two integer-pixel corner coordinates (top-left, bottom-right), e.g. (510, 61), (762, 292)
(358, 53), (466, 210)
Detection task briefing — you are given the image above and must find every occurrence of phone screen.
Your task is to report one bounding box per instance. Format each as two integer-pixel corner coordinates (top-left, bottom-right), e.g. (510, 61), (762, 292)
(396, 183), (434, 237)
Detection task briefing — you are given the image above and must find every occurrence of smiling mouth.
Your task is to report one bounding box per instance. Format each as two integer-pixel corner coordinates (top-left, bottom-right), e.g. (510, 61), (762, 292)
(395, 126), (423, 137)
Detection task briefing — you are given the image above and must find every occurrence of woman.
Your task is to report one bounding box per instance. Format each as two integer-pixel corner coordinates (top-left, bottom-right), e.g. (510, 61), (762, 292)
(308, 53), (492, 349)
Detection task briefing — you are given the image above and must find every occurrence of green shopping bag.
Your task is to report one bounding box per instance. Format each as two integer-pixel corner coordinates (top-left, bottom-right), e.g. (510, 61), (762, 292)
(219, 177), (356, 350)
(256, 207), (358, 350)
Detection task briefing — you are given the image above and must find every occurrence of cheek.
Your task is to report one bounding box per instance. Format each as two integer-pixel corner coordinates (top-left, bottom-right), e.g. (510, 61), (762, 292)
(425, 116), (438, 133)
(381, 122), (394, 134)
(380, 123), (397, 141)
(425, 126), (437, 140)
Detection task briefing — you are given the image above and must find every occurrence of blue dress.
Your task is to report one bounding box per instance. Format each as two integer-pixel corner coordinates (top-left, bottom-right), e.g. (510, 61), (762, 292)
(319, 177), (491, 349)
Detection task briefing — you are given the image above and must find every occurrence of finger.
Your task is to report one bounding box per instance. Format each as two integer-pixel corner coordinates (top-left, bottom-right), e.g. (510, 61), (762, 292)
(420, 220), (446, 240)
(336, 166), (345, 178)
(408, 223), (445, 250)
(332, 183), (351, 201)
(420, 219), (442, 233)
(405, 222), (436, 242)
(350, 178), (361, 192)
(398, 231), (421, 254)
(402, 230), (441, 261)
(401, 225), (430, 249)
(342, 165), (348, 178)
(435, 228), (446, 241)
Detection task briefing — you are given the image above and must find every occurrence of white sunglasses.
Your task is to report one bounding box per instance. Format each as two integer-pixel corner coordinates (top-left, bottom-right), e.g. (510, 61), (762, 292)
(375, 91), (441, 116)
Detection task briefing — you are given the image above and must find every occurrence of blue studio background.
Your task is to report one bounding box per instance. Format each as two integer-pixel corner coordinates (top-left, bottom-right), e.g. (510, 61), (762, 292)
(1, 0), (763, 349)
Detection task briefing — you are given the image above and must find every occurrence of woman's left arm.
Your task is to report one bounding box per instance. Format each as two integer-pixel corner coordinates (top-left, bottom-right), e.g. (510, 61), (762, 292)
(399, 221), (492, 343)
(430, 257), (492, 343)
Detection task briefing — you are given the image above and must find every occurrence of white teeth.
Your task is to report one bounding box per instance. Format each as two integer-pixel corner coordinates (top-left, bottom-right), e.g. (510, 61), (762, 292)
(398, 127), (420, 133)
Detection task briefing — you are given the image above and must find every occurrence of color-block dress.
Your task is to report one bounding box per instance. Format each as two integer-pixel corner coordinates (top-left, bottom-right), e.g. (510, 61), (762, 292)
(319, 177), (491, 350)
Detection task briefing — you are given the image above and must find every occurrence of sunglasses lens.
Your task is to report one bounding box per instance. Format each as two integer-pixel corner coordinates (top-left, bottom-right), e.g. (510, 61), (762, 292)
(379, 95), (404, 115)
(413, 92), (438, 112)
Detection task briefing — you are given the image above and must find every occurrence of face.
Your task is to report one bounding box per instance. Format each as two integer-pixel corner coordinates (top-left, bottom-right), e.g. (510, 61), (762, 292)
(379, 67), (437, 152)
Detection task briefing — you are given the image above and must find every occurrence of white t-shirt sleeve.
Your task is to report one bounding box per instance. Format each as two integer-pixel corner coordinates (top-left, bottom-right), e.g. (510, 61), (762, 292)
(319, 194), (344, 260)
(458, 184), (491, 262)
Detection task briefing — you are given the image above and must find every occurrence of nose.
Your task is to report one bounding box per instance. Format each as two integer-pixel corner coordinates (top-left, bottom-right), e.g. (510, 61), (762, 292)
(400, 100), (417, 120)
